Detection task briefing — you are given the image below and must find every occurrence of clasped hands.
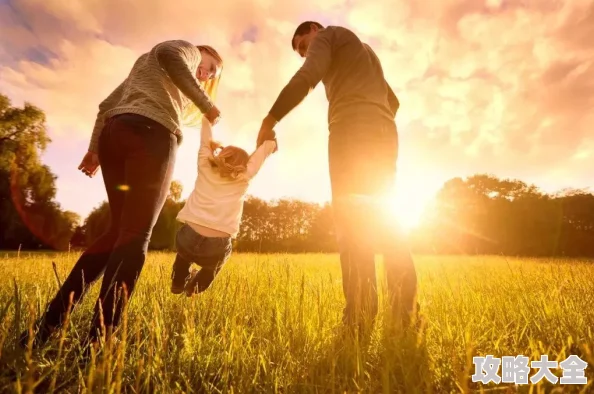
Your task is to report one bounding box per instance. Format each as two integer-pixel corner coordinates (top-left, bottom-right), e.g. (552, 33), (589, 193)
(256, 114), (279, 153)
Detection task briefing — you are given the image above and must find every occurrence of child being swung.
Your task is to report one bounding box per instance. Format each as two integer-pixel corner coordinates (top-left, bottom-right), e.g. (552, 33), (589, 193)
(172, 117), (277, 295)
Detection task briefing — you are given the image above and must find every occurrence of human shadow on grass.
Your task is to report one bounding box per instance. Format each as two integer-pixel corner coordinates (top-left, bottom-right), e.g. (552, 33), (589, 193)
(302, 310), (432, 393)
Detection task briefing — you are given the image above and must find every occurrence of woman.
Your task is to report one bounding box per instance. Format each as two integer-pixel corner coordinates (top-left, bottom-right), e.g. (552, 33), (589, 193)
(20, 40), (224, 348)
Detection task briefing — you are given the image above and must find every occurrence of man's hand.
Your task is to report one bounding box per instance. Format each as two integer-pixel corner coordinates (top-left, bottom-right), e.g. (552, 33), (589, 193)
(78, 151), (100, 178)
(257, 114), (278, 150)
(257, 129), (278, 153)
(204, 105), (221, 125)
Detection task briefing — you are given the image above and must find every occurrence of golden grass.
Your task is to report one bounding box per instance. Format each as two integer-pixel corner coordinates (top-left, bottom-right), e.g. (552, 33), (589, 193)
(1, 252), (593, 393)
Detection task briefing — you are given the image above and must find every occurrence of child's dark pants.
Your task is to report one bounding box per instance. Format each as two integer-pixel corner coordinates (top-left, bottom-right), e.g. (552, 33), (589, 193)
(172, 224), (232, 293)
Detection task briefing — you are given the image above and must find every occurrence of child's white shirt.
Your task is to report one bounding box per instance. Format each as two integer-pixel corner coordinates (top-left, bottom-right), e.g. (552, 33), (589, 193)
(176, 118), (276, 237)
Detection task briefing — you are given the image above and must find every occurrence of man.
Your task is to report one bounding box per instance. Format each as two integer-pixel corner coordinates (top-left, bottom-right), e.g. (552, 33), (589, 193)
(257, 22), (418, 329)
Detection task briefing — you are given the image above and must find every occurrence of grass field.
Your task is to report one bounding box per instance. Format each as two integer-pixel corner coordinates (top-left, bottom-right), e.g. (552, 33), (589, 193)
(1, 252), (593, 393)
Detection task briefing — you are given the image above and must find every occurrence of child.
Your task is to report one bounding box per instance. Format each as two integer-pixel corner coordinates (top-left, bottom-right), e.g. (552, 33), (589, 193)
(171, 117), (277, 296)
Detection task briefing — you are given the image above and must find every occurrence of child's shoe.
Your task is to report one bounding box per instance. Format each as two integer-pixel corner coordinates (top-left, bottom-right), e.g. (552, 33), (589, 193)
(171, 271), (187, 295)
(184, 268), (200, 297)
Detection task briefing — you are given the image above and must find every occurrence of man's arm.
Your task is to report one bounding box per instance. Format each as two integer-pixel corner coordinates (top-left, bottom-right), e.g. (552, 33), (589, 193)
(257, 31), (333, 147)
(154, 40), (214, 115)
(88, 81), (126, 153)
(267, 31), (333, 123)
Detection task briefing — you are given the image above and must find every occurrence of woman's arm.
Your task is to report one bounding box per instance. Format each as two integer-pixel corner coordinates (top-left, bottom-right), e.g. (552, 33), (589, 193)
(154, 40), (215, 115)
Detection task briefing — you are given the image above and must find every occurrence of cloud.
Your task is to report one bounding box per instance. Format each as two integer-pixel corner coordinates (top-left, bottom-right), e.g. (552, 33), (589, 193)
(0, 0), (593, 218)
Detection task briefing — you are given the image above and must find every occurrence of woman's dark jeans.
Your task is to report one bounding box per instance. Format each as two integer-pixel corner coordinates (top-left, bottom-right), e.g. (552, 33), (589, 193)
(41, 113), (178, 340)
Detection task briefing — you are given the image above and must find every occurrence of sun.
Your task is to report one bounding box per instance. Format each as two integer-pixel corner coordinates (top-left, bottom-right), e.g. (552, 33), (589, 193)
(388, 198), (424, 231)
(381, 186), (433, 232)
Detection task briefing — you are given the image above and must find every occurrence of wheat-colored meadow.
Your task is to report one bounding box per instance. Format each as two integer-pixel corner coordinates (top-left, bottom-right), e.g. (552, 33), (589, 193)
(0, 252), (593, 393)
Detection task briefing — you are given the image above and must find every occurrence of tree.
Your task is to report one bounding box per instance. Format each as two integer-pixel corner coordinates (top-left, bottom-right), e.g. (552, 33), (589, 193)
(234, 196), (270, 251)
(307, 202), (336, 252)
(83, 201), (110, 246)
(149, 181), (185, 250)
(555, 191), (594, 256)
(413, 174), (594, 257)
(0, 93), (78, 250)
(169, 180), (183, 203)
(234, 197), (336, 253)
(70, 225), (86, 248)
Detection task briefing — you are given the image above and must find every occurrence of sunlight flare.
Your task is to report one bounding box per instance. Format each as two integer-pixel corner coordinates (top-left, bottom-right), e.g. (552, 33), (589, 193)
(382, 185), (433, 232)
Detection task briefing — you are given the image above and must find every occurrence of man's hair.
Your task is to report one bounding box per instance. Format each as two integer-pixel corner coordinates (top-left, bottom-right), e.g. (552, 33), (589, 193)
(292, 21), (324, 50)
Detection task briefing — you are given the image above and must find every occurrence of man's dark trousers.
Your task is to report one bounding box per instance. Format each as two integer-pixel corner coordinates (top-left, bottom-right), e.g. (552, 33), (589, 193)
(328, 119), (418, 328)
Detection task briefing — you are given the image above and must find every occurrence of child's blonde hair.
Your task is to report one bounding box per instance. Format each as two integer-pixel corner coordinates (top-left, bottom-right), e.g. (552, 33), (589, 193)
(208, 141), (249, 179)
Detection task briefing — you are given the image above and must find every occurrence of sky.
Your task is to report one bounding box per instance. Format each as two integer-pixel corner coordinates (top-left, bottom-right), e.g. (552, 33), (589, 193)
(1, 0), (593, 228)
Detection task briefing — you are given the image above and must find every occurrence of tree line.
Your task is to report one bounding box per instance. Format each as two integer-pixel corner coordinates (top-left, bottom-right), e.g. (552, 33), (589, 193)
(2, 93), (594, 256)
(412, 175), (594, 256)
(71, 189), (338, 253)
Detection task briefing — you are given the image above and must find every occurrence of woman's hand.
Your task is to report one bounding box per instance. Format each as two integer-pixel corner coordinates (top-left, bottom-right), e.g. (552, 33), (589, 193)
(204, 105), (221, 125)
(78, 151), (100, 178)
